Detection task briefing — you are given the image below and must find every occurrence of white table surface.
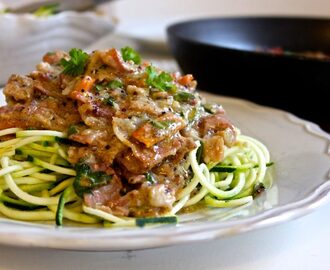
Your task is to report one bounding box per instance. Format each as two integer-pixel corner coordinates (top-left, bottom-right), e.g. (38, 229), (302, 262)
(0, 201), (329, 270)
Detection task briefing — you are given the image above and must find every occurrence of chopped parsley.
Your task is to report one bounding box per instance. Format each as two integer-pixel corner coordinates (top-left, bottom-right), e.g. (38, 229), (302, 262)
(145, 172), (156, 184)
(60, 48), (89, 76)
(33, 4), (59, 17)
(174, 91), (195, 102)
(67, 125), (79, 136)
(95, 84), (104, 92)
(121, 46), (141, 64)
(108, 79), (123, 89)
(73, 162), (112, 197)
(103, 96), (115, 106)
(150, 120), (174, 129)
(145, 66), (176, 92)
(95, 80), (123, 92)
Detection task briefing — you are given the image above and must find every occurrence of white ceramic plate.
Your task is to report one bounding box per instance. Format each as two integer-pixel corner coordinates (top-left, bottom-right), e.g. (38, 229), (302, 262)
(0, 91), (329, 251)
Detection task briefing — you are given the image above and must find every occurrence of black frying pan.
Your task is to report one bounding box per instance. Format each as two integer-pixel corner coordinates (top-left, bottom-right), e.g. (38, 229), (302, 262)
(167, 17), (330, 132)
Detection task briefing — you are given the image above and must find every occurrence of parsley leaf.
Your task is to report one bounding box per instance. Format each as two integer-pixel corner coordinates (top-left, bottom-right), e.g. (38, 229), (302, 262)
(74, 162), (112, 198)
(95, 84), (104, 92)
(145, 66), (175, 92)
(67, 125), (79, 136)
(145, 172), (156, 184)
(103, 96), (115, 106)
(174, 91), (195, 102)
(108, 79), (123, 89)
(121, 47), (141, 64)
(60, 48), (89, 76)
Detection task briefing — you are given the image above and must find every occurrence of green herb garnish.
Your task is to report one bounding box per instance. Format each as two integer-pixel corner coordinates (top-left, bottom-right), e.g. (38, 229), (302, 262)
(15, 149), (23, 155)
(73, 162), (112, 197)
(146, 66), (175, 92)
(145, 172), (156, 184)
(108, 79), (123, 89)
(55, 137), (77, 146)
(121, 46), (141, 64)
(95, 84), (104, 92)
(33, 4), (59, 17)
(103, 96), (115, 106)
(150, 120), (174, 129)
(67, 125), (79, 136)
(60, 48), (89, 76)
(174, 91), (195, 102)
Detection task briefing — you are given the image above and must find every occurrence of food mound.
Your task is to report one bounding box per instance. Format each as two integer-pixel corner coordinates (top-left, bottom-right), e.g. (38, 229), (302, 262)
(0, 48), (271, 227)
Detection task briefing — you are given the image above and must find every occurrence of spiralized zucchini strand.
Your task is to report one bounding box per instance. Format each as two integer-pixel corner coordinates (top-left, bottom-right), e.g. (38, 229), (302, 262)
(0, 128), (22, 137)
(0, 126), (271, 226)
(16, 130), (66, 138)
(0, 202), (55, 221)
(1, 157), (59, 205)
(82, 205), (126, 223)
(176, 134), (271, 210)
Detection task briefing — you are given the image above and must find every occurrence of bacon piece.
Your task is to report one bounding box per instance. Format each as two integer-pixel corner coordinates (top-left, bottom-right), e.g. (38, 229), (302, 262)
(100, 48), (134, 73)
(126, 97), (163, 117)
(69, 129), (109, 145)
(199, 112), (235, 136)
(3, 75), (35, 104)
(42, 51), (68, 65)
(203, 135), (224, 164)
(169, 137), (196, 164)
(117, 134), (184, 174)
(0, 105), (28, 130)
(0, 98), (81, 131)
(84, 175), (123, 209)
(116, 184), (173, 217)
(132, 113), (186, 147)
(68, 135), (127, 167)
(30, 72), (64, 99)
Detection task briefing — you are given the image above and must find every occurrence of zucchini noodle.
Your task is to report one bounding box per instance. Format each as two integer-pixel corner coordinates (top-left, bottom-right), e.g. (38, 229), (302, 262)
(174, 134), (272, 213)
(0, 128), (272, 227)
